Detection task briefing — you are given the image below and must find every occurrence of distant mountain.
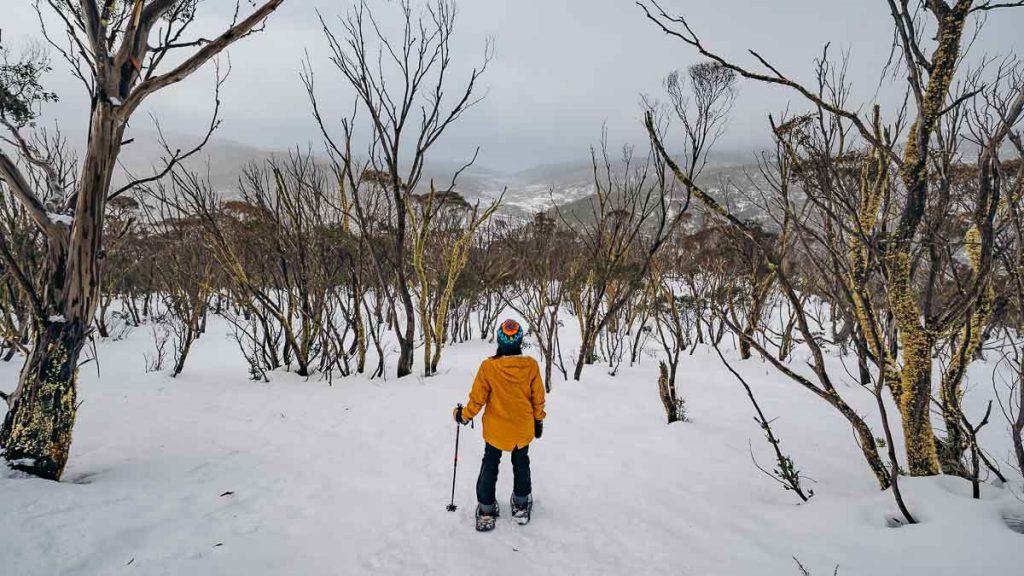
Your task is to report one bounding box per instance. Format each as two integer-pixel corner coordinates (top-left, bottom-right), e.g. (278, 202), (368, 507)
(113, 131), (274, 193)
(109, 130), (766, 220)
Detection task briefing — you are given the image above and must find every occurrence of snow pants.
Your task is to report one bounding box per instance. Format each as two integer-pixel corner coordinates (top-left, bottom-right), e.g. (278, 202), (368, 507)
(476, 443), (531, 509)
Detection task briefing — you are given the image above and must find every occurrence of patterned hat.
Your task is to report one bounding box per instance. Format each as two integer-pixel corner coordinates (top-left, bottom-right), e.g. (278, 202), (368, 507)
(496, 319), (523, 349)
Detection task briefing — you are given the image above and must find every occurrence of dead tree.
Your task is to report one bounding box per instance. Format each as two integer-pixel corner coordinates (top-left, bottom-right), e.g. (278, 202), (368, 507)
(177, 152), (350, 379)
(633, 61), (735, 393)
(651, 272), (689, 422)
(646, 111), (895, 488)
(0, 0), (284, 480)
(994, 78), (1024, 479)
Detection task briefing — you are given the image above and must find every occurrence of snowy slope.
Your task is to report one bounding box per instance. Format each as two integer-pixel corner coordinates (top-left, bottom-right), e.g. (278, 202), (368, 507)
(1, 315), (1022, 576)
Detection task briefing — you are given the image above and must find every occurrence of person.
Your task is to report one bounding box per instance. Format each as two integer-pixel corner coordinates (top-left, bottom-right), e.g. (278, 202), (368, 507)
(453, 319), (546, 532)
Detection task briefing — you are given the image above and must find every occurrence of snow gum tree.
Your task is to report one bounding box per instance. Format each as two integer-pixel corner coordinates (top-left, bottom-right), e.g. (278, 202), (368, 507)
(504, 213), (576, 391)
(560, 127), (692, 382)
(307, 0), (491, 379)
(0, 0), (285, 481)
(408, 186), (502, 376)
(640, 0), (1024, 480)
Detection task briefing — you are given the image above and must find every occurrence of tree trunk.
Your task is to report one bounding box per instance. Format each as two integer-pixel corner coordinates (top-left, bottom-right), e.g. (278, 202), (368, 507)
(887, 249), (941, 476)
(543, 307), (559, 392)
(0, 319), (83, 480)
(630, 320), (647, 365)
(740, 276), (772, 360)
(572, 310), (605, 382)
(778, 308), (797, 361)
(830, 391), (892, 490)
(171, 326), (194, 378)
(695, 306), (705, 344)
(396, 330), (414, 378)
(1013, 346), (1024, 475)
(353, 275), (366, 374)
(543, 343), (554, 393)
(573, 324), (598, 381)
(95, 298), (111, 338)
(0, 105), (122, 480)
(657, 361), (679, 424)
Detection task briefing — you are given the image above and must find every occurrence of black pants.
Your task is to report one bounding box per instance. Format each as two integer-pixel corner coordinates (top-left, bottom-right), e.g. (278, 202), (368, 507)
(476, 443), (531, 506)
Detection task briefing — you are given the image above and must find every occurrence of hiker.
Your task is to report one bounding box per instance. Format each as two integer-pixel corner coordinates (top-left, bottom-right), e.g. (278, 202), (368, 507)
(453, 319), (546, 531)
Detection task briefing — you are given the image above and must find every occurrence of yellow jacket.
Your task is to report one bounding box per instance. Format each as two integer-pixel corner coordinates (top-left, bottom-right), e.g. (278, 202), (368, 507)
(461, 355), (546, 451)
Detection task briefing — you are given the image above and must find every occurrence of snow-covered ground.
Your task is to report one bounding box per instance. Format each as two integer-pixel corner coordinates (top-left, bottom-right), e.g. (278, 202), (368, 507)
(1, 315), (1022, 575)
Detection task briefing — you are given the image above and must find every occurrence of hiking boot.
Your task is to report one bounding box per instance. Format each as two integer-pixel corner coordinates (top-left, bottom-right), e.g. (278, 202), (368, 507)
(510, 493), (533, 525)
(476, 503), (498, 532)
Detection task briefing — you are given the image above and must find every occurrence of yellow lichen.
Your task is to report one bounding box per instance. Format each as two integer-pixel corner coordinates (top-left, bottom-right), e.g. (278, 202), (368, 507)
(885, 249), (941, 476)
(964, 225), (982, 269)
(5, 339), (78, 479)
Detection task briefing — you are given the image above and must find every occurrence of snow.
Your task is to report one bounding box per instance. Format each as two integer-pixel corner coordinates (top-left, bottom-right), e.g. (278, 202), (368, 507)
(1, 315), (1022, 575)
(500, 183), (597, 213)
(47, 314), (67, 324)
(47, 212), (75, 226)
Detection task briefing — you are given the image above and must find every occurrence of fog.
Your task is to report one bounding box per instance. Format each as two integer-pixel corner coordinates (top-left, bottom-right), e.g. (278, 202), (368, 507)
(3, 0), (1021, 170)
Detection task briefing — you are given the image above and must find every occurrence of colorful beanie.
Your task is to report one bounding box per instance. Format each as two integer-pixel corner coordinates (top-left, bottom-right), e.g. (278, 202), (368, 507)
(496, 319), (524, 354)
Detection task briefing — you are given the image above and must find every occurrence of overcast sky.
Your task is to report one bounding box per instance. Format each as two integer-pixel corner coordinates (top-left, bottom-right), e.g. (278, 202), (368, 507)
(3, 1), (1022, 171)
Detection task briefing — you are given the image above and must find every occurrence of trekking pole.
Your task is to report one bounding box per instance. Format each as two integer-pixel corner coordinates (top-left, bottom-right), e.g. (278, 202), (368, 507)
(446, 404), (463, 512)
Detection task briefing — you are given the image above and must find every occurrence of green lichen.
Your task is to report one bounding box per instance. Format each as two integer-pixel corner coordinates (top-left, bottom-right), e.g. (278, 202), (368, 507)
(4, 339), (78, 480)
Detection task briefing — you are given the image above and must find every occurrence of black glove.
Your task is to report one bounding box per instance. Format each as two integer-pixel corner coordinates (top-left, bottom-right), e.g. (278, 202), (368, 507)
(453, 405), (464, 425)
(534, 420), (543, 439)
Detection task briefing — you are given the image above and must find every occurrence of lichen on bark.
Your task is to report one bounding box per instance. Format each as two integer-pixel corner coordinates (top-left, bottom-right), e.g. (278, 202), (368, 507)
(2, 338), (78, 480)
(886, 248), (941, 475)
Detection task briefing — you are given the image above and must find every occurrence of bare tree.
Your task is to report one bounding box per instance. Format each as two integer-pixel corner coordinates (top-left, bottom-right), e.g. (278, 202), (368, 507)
(94, 195), (139, 339)
(994, 78), (1024, 477)
(470, 217), (519, 343)
(640, 0), (1024, 478)
(408, 185), (502, 376)
(560, 126), (691, 381)
(505, 212), (576, 390)
(139, 185), (214, 377)
(307, 0), (490, 378)
(176, 152), (354, 380)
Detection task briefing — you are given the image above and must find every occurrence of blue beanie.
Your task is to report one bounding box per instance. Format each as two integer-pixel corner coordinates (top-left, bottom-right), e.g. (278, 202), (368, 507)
(496, 319), (523, 354)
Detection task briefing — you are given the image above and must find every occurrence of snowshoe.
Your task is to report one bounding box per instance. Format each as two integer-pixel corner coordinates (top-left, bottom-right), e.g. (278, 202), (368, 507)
(475, 504), (498, 532)
(511, 494), (533, 525)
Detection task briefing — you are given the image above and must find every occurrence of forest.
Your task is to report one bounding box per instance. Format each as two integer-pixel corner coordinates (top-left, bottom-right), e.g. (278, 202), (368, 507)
(1, 1), (1023, 574)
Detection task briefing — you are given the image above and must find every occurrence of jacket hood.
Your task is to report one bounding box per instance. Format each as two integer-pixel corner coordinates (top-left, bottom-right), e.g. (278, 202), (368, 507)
(488, 355), (537, 384)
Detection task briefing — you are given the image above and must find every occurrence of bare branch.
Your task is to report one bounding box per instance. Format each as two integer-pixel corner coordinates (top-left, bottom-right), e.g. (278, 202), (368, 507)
(119, 0), (284, 118)
(970, 1), (1024, 12)
(637, 0), (896, 163)
(0, 148), (62, 236)
(111, 56), (229, 199)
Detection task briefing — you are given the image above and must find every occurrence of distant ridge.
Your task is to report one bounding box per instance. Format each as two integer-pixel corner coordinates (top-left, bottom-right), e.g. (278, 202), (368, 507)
(106, 128), (766, 216)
